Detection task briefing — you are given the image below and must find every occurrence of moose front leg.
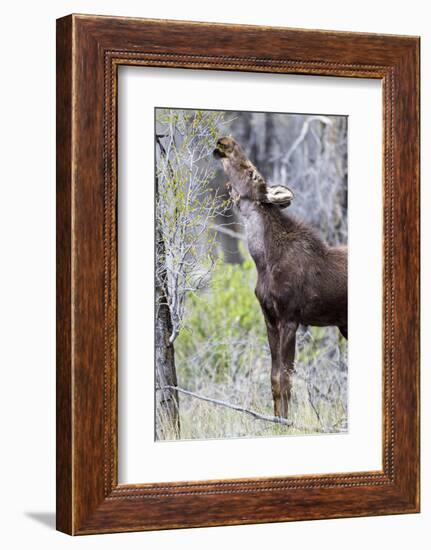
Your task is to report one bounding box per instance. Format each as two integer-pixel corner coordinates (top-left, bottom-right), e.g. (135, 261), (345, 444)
(262, 316), (283, 418)
(278, 322), (298, 419)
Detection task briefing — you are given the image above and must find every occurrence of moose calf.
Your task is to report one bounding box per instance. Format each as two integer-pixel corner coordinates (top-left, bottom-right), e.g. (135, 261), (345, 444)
(214, 136), (347, 419)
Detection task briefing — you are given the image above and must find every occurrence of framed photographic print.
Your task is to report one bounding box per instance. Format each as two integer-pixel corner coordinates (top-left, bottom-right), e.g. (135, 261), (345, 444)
(56, 14), (420, 535)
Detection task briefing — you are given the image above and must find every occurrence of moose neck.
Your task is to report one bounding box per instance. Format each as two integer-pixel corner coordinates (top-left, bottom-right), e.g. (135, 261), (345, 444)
(238, 199), (290, 271)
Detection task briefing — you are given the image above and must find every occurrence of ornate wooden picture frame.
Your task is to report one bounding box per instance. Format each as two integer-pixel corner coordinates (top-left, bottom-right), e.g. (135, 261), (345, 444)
(56, 14), (420, 535)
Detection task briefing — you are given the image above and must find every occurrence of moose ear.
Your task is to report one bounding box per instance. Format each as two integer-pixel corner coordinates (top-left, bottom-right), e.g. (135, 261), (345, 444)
(264, 185), (294, 208)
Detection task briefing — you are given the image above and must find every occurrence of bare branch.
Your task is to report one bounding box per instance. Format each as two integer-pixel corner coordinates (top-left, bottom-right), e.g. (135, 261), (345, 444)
(209, 223), (246, 241)
(156, 109), (229, 342)
(277, 115), (333, 166)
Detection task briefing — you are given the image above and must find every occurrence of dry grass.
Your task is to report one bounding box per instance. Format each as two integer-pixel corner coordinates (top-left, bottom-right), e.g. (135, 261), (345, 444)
(160, 326), (348, 441)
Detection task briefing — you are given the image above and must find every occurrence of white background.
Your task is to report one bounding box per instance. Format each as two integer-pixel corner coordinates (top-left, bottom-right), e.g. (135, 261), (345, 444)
(119, 68), (382, 483)
(0, 1), (428, 548)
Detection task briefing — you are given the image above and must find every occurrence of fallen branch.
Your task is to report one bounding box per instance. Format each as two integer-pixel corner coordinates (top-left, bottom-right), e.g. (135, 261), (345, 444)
(157, 385), (293, 427)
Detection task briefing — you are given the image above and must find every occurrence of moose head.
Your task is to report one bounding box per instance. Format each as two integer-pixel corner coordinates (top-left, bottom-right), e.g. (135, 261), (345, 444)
(213, 136), (294, 208)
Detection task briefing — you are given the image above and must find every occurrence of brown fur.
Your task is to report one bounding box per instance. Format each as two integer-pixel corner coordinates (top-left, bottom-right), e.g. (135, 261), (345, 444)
(214, 137), (347, 419)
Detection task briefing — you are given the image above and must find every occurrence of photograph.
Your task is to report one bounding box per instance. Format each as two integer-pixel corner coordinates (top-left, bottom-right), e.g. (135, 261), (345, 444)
(154, 107), (348, 441)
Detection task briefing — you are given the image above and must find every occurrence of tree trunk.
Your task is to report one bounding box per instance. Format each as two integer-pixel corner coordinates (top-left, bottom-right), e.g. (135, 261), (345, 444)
(155, 281), (180, 440)
(215, 208), (244, 265)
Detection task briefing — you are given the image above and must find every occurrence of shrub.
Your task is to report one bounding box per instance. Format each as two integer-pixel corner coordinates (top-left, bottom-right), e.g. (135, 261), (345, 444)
(175, 256), (267, 385)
